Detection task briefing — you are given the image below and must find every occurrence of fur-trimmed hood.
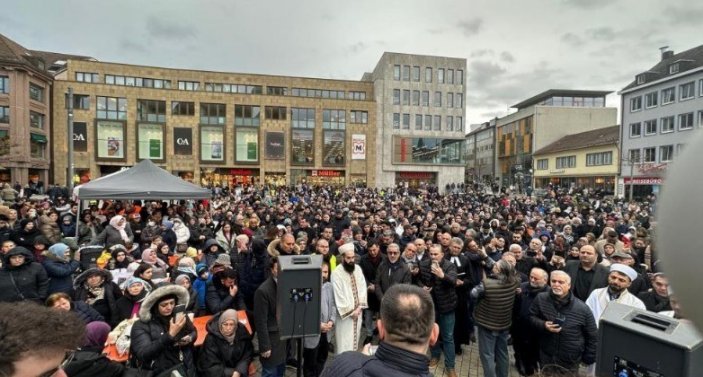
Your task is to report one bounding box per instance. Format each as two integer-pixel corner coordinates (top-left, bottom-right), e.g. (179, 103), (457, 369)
(267, 238), (300, 257)
(73, 268), (113, 289)
(138, 284), (190, 322)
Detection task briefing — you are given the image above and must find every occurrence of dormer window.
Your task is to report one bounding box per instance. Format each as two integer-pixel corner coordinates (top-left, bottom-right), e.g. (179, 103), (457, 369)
(669, 63), (680, 74)
(636, 74), (646, 84)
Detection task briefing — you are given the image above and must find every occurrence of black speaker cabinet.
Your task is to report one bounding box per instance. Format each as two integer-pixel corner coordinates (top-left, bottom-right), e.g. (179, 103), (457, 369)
(277, 255), (322, 340)
(596, 302), (703, 377)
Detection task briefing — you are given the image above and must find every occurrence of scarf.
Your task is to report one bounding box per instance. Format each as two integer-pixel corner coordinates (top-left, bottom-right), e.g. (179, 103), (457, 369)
(550, 290), (571, 311)
(110, 215), (130, 242)
(218, 309), (239, 344)
(141, 248), (158, 264)
(85, 284), (105, 305)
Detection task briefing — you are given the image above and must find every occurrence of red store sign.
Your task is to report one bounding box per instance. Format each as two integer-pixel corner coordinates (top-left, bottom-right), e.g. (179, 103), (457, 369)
(398, 172), (435, 180)
(623, 177), (663, 185)
(311, 170), (343, 177)
(230, 169), (256, 176)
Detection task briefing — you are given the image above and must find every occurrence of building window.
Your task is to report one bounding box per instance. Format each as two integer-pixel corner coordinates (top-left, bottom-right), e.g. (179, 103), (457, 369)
(644, 119), (657, 135)
(446, 116), (453, 132)
(236, 129), (259, 162)
(264, 106), (286, 120)
(402, 113), (410, 129)
(679, 112), (694, 130)
(393, 137), (464, 165)
(350, 111), (368, 124)
(291, 129), (314, 165)
(97, 96), (127, 120)
(236, 105), (262, 126)
(393, 89), (400, 105)
(645, 91), (658, 108)
(30, 133), (47, 158)
(677, 143), (685, 155)
(29, 111), (44, 129)
(433, 115), (441, 131)
(291, 88), (343, 98)
(660, 145), (674, 162)
(556, 155), (576, 169)
(425, 67), (432, 83)
(200, 103), (226, 125)
(0, 76), (8, 94)
(137, 99), (166, 123)
(323, 109), (346, 130)
(457, 70), (464, 84)
(586, 151), (613, 166)
(0, 130), (8, 156)
(65, 94), (90, 110)
(447, 69), (454, 84)
(636, 74), (645, 85)
(434, 91), (442, 107)
(643, 147), (656, 163)
(629, 149), (641, 163)
(402, 65), (410, 81)
(200, 125), (224, 162)
(178, 81), (200, 91)
(661, 116), (675, 133)
(456, 93), (463, 108)
(700, 79), (703, 96)
(536, 159), (548, 170)
(680, 82), (695, 100)
(137, 123), (165, 160)
(669, 63), (679, 74)
(231, 84), (263, 94)
(662, 87), (675, 104)
(323, 130), (345, 166)
(106, 75), (171, 88)
(447, 93), (454, 108)
(291, 108), (315, 129)
(348, 91), (366, 100)
(393, 65), (401, 80)
(411, 90), (420, 106)
(402, 90), (410, 105)
(0, 106), (8, 123)
(393, 113), (400, 129)
(414, 114), (422, 130)
(172, 101), (195, 116)
(412, 66), (420, 82)
(96, 121), (125, 159)
(29, 83), (44, 102)
(421, 91), (429, 106)
(699, 111), (703, 128)
(438, 68), (445, 84)
(457, 116), (463, 132)
(76, 72), (99, 83)
(267, 86), (288, 96)
(630, 96), (642, 112)
(424, 115), (432, 131)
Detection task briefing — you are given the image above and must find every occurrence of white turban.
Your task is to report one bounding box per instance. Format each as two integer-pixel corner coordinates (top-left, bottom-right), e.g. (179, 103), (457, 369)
(610, 263), (638, 282)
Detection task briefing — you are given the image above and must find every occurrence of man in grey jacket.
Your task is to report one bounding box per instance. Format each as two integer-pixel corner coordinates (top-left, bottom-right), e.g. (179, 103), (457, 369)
(303, 261), (336, 377)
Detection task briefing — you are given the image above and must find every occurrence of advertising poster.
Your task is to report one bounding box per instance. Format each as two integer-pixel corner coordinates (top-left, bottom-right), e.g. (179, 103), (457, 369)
(351, 134), (366, 160)
(265, 131), (285, 159)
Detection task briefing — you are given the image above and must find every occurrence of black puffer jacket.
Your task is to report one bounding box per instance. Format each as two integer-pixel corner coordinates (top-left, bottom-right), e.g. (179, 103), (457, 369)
(205, 275), (246, 314)
(321, 341), (431, 377)
(130, 284), (197, 377)
(0, 246), (49, 303)
(73, 269), (122, 326)
(529, 291), (598, 370)
(417, 258), (457, 314)
(197, 311), (253, 377)
(71, 300), (105, 324)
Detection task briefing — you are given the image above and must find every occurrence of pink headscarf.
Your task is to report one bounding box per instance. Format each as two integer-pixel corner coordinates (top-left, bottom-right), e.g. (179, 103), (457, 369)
(109, 215), (130, 242)
(141, 248), (158, 264)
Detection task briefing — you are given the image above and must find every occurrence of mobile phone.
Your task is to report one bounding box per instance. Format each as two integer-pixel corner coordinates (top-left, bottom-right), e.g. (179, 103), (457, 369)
(554, 314), (566, 328)
(173, 304), (186, 321)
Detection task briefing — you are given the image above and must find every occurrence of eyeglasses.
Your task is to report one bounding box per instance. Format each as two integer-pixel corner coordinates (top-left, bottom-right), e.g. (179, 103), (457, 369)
(36, 351), (73, 377)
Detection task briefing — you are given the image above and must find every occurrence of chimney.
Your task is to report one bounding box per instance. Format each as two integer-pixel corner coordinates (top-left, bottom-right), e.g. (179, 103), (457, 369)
(660, 46), (674, 60)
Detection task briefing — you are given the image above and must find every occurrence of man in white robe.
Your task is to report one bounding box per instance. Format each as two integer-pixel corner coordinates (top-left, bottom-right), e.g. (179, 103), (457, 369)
(586, 263), (646, 326)
(331, 243), (367, 354)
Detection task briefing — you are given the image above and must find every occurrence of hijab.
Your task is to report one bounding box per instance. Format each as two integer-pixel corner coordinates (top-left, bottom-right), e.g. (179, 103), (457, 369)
(218, 309), (238, 344)
(110, 215), (130, 242)
(141, 248), (158, 264)
(83, 321), (111, 348)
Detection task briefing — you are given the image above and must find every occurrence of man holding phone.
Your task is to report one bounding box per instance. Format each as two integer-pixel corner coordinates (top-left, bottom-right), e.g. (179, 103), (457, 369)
(529, 270), (598, 374)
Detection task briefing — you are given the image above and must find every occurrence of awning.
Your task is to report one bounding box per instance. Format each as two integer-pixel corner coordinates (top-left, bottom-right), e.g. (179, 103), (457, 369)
(30, 133), (47, 143)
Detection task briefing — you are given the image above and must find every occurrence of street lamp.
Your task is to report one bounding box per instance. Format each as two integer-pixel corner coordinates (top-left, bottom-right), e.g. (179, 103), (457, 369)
(66, 87), (74, 192)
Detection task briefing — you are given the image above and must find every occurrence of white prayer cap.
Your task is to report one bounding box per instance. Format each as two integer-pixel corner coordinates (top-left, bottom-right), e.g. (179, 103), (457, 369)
(610, 263), (637, 282)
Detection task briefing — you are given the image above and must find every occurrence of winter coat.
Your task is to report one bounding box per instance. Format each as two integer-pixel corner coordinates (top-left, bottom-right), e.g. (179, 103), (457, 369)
(72, 300), (106, 324)
(11, 226), (40, 249)
(172, 219), (191, 245)
(0, 246), (49, 303)
(130, 285), (197, 377)
(140, 224), (162, 244)
(374, 259), (411, 302)
(237, 239), (269, 308)
(304, 282), (335, 349)
(73, 269), (122, 326)
(529, 291), (598, 370)
(359, 253), (383, 311)
(206, 278), (247, 314)
(41, 250), (81, 295)
(254, 276), (286, 368)
(62, 348), (125, 377)
(320, 341), (431, 377)
(162, 228), (177, 251)
(38, 215), (63, 245)
(266, 237), (301, 257)
(202, 238), (225, 268)
(417, 258), (457, 314)
(1, 183), (17, 202)
(215, 230), (236, 254)
(93, 223), (134, 249)
(197, 311), (254, 377)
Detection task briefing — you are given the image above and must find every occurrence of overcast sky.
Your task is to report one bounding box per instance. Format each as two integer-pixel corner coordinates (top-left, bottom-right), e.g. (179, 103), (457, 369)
(2, 0), (701, 129)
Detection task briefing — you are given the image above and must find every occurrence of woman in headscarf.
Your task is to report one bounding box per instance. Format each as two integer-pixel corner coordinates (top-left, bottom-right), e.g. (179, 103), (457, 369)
(133, 262), (157, 290)
(216, 221), (236, 254)
(139, 247), (169, 282)
(73, 268), (122, 326)
(11, 218), (39, 249)
(197, 309), (253, 377)
(93, 214), (134, 249)
(175, 274), (198, 313)
(115, 276), (152, 322)
(38, 210), (63, 245)
(130, 285), (197, 377)
(155, 242), (173, 265)
(77, 212), (100, 246)
(61, 321), (126, 377)
(42, 242), (81, 295)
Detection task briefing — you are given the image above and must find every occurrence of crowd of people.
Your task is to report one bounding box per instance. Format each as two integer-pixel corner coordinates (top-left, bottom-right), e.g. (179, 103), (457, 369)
(0, 182), (670, 377)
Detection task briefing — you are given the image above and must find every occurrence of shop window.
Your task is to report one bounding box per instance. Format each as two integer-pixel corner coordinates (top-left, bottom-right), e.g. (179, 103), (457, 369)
(96, 121), (125, 159)
(236, 129), (259, 162)
(200, 125), (225, 162)
(137, 123), (165, 160)
(30, 133), (47, 158)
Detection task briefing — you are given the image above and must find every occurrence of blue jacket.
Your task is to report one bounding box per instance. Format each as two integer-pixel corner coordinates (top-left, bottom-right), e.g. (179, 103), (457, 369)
(193, 263), (211, 310)
(42, 252), (81, 295)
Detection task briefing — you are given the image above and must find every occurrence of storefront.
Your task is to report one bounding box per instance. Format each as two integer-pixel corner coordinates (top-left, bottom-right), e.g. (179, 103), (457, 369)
(535, 175), (616, 193)
(290, 169), (345, 185)
(395, 172), (437, 188)
(264, 172), (286, 186)
(350, 174), (367, 187)
(200, 168), (260, 187)
(622, 177), (661, 199)
(0, 168), (11, 184)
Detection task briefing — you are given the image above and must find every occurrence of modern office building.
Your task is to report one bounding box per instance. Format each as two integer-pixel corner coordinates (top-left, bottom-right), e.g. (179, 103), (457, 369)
(618, 45), (703, 198)
(365, 52), (467, 190)
(495, 89), (617, 191)
(465, 119), (496, 184)
(533, 125), (619, 192)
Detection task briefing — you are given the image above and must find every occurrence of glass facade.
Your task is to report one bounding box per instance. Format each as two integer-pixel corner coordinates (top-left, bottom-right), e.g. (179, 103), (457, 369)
(393, 137), (465, 165)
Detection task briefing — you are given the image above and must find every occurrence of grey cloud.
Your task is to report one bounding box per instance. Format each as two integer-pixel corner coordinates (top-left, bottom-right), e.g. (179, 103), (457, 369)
(470, 49), (494, 58)
(561, 0), (615, 9)
(561, 32), (584, 47)
(457, 18), (483, 37)
(500, 51), (515, 63)
(146, 16), (196, 39)
(663, 6), (703, 26)
(469, 60), (507, 89)
(586, 27), (615, 41)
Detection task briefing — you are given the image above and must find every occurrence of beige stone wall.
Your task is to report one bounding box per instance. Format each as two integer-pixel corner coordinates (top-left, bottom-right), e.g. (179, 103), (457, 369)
(52, 60), (376, 186)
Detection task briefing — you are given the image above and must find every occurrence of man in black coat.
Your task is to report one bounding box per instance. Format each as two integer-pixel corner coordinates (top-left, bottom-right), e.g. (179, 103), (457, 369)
(638, 273), (671, 312)
(511, 267), (549, 376)
(254, 257), (286, 377)
(529, 270), (598, 373)
(321, 284), (438, 377)
(445, 237), (472, 354)
(0, 246), (48, 303)
(562, 245), (609, 301)
(206, 267), (247, 314)
(374, 243), (411, 302)
(359, 241), (383, 343)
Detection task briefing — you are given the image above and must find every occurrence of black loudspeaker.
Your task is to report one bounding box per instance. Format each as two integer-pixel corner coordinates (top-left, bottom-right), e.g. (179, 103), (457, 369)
(78, 245), (105, 270)
(277, 255), (322, 340)
(596, 302), (703, 377)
